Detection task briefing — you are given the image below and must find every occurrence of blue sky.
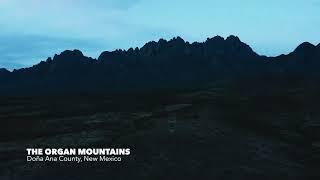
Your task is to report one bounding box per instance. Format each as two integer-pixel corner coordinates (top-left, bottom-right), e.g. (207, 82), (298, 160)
(0, 0), (319, 70)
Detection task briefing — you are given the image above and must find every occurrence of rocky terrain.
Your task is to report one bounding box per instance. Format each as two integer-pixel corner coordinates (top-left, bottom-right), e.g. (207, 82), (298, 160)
(0, 87), (318, 179)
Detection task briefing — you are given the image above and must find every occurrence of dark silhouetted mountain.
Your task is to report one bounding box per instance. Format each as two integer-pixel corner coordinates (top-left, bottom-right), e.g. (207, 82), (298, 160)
(0, 68), (10, 84)
(0, 68), (9, 74)
(0, 35), (319, 96)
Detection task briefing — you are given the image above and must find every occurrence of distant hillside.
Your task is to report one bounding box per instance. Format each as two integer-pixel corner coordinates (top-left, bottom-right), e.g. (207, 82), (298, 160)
(0, 35), (319, 96)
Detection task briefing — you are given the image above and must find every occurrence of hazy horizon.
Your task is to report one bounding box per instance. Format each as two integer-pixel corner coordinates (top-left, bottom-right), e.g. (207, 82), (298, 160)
(0, 0), (319, 70)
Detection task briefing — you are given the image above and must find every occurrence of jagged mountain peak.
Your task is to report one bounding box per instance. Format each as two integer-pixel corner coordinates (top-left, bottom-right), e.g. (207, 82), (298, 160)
(294, 42), (316, 52)
(98, 50), (122, 62)
(53, 49), (85, 61)
(3, 36), (320, 75)
(226, 35), (241, 42)
(1, 35), (320, 95)
(223, 35), (256, 56)
(169, 36), (185, 43)
(206, 35), (224, 42)
(61, 49), (84, 56)
(98, 35), (254, 62)
(158, 38), (168, 44)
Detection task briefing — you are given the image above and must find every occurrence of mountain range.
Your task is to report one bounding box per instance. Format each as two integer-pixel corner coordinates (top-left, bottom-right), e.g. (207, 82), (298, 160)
(0, 35), (320, 96)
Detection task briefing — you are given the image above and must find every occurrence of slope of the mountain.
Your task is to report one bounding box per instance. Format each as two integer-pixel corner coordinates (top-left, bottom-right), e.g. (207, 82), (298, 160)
(0, 68), (10, 83)
(0, 68), (9, 72)
(0, 36), (319, 95)
(0, 68), (9, 75)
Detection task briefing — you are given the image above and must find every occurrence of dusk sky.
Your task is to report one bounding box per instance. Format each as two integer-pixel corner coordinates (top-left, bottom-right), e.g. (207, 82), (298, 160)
(0, 0), (319, 70)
